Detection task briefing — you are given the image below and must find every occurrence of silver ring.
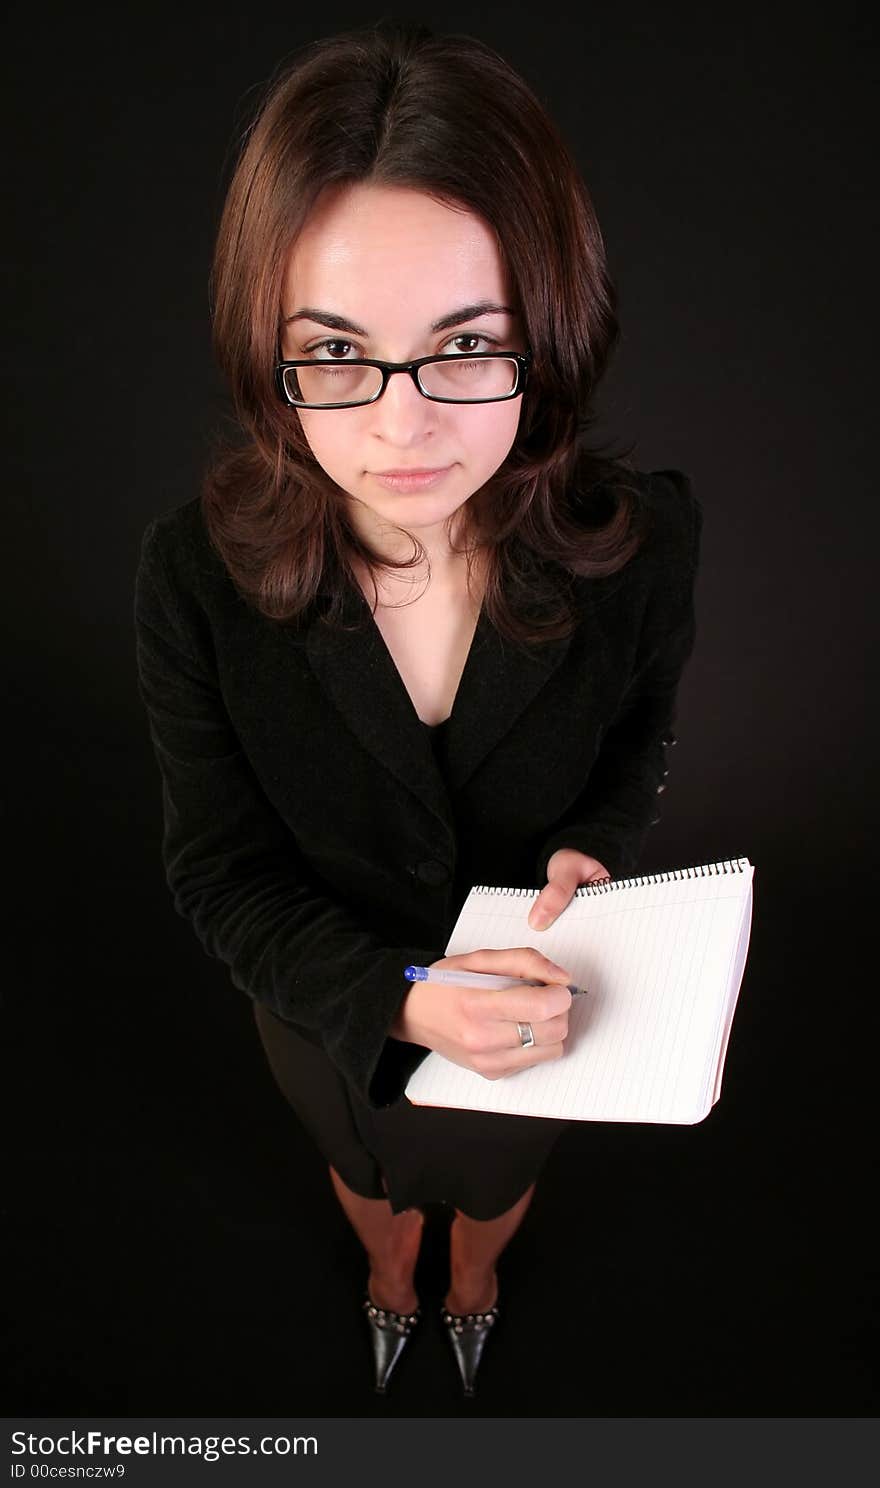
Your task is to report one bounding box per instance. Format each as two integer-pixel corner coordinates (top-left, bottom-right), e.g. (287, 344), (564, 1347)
(516, 1021), (535, 1049)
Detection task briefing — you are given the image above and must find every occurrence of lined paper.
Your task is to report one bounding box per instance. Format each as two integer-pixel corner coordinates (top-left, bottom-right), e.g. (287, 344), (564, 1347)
(404, 859), (754, 1125)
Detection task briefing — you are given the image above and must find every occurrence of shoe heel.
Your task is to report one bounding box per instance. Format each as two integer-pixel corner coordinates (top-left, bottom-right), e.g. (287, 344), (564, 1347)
(440, 1302), (500, 1397)
(363, 1297), (421, 1393)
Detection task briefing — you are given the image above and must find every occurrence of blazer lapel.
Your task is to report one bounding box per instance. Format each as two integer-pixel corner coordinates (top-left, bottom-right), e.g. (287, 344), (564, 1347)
(304, 580), (451, 830)
(304, 574), (574, 827)
(444, 609), (573, 795)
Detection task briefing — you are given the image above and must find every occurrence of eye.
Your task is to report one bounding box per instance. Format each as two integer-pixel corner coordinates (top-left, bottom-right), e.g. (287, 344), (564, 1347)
(303, 338), (362, 360)
(442, 333), (497, 355)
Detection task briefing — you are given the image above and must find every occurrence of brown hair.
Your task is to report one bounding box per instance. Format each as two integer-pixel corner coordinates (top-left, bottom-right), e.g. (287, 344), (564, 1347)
(203, 18), (646, 645)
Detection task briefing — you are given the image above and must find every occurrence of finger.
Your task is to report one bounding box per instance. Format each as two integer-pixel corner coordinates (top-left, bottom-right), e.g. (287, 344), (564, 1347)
(467, 1007), (569, 1055)
(529, 852), (613, 930)
(442, 945), (572, 984)
(528, 876), (576, 930)
(479, 982), (573, 1024)
(475, 1041), (565, 1080)
(507, 1010), (569, 1050)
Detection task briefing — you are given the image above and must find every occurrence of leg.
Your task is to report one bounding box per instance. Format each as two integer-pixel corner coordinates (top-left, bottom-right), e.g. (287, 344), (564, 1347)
(445, 1182), (536, 1314)
(327, 1164), (424, 1315)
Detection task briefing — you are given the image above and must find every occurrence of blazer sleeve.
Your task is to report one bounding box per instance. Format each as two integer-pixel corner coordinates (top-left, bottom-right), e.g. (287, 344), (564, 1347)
(534, 470), (703, 883)
(134, 521), (441, 1108)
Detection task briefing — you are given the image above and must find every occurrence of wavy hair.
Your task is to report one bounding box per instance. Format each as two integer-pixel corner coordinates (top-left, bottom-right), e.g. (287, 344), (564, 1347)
(202, 18), (646, 644)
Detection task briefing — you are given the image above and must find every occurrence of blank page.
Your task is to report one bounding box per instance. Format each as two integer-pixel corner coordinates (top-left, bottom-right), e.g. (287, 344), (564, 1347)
(404, 859), (754, 1125)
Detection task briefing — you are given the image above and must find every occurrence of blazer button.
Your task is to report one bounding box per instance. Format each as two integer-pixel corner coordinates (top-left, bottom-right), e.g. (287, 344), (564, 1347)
(656, 783), (666, 793)
(416, 859), (451, 886)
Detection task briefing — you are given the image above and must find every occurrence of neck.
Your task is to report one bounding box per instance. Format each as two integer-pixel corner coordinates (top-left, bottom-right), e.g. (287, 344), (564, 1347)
(348, 528), (487, 614)
(347, 503), (476, 589)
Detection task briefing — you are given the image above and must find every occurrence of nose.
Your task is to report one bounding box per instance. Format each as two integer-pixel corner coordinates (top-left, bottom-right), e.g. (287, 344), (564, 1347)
(369, 366), (441, 446)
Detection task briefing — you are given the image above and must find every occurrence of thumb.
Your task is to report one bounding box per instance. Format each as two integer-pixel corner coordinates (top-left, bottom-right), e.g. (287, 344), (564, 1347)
(528, 855), (584, 931)
(528, 849), (612, 930)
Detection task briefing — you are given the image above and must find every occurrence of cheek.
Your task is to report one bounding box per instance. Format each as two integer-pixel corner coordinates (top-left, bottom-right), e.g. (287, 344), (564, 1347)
(297, 411), (351, 471)
(464, 404), (523, 466)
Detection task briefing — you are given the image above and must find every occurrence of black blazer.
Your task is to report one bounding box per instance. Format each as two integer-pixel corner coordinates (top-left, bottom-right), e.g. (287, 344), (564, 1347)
(134, 467), (701, 1108)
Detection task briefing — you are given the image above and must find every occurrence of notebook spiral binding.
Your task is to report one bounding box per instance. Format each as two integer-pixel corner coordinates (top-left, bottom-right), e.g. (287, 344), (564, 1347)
(472, 858), (751, 898)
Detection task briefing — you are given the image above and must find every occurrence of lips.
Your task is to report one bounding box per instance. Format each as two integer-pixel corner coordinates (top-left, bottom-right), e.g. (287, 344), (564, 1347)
(374, 467), (449, 476)
(370, 465), (454, 492)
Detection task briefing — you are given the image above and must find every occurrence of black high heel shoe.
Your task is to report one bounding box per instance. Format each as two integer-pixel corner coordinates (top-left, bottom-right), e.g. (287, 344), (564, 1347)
(363, 1295), (421, 1393)
(440, 1296), (500, 1397)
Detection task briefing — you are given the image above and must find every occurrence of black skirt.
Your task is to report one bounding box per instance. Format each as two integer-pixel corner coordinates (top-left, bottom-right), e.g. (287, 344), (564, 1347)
(252, 1000), (569, 1220)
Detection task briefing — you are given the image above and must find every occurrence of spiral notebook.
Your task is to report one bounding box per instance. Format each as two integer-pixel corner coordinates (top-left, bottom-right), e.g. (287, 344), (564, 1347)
(404, 858), (754, 1126)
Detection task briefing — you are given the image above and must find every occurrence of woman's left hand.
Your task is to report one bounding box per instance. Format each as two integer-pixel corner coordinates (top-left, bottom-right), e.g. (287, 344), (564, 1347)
(527, 848), (612, 930)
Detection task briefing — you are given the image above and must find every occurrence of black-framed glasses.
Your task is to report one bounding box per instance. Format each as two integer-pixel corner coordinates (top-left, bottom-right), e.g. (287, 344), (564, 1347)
(274, 349), (532, 409)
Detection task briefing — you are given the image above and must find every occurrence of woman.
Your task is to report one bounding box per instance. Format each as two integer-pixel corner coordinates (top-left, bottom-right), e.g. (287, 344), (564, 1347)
(134, 20), (701, 1398)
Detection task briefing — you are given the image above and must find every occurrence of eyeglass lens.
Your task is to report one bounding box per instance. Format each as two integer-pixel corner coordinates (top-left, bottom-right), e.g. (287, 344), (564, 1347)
(282, 356), (519, 405)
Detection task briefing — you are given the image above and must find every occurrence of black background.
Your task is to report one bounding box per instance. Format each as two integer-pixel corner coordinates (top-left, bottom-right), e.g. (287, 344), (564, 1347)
(3, 1), (877, 1420)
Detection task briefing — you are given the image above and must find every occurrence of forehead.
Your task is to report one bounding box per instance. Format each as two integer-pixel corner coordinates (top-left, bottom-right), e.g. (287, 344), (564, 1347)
(282, 182), (509, 306)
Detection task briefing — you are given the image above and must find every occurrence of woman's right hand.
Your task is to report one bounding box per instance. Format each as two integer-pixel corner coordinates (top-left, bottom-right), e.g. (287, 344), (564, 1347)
(390, 947), (574, 1080)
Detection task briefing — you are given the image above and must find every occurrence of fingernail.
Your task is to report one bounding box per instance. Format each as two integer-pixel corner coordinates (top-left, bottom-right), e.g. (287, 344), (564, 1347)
(530, 911), (551, 929)
(549, 963), (571, 979)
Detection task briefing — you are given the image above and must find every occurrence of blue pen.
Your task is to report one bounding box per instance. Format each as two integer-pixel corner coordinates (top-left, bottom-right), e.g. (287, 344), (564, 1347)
(404, 965), (588, 997)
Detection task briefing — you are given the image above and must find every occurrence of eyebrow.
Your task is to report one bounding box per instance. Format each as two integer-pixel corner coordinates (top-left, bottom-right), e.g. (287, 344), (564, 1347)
(283, 301), (515, 335)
